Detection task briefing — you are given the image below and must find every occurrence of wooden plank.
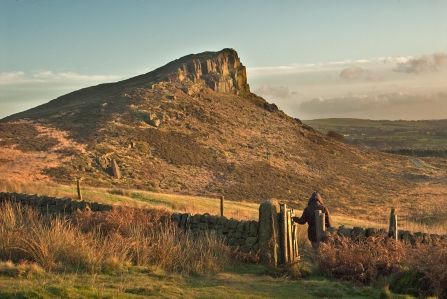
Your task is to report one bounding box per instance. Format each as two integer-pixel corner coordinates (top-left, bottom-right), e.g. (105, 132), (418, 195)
(292, 224), (299, 261)
(287, 210), (293, 263)
(279, 204), (287, 264)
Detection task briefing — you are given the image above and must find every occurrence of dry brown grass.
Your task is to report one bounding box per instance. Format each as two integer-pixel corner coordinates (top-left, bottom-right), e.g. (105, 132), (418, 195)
(317, 232), (447, 298)
(0, 121), (86, 183)
(0, 202), (233, 276)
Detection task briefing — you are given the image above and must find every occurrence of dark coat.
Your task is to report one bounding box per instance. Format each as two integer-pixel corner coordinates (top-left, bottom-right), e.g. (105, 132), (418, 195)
(293, 192), (333, 243)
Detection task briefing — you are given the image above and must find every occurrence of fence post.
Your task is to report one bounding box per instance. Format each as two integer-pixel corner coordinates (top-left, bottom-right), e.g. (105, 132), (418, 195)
(389, 208), (398, 240)
(220, 196), (224, 217)
(259, 200), (281, 266)
(279, 204), (288, 264)
(287, 210), (293, 262)
(76, 178), (83, 200)
(315, 210), (325, 243)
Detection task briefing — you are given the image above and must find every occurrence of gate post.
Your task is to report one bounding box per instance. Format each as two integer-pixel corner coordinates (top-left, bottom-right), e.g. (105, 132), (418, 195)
(259, 200), (281, 266)
(315, 210), (325, 243)
(279, 204), (288, 264)
(389, 208), (398, 240)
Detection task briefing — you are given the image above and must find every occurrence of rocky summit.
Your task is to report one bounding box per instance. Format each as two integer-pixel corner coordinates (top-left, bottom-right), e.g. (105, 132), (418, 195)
(1, 48), (446, 218)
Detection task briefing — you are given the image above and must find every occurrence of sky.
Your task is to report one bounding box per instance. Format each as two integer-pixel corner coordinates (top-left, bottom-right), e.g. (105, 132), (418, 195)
(1, 1), (447, 120)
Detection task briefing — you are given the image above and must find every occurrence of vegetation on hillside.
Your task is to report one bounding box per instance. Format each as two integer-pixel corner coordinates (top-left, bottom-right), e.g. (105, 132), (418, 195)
(0, 51), (446, 232)
(0, 201), (446, 298)
(303, 118), (447, 152)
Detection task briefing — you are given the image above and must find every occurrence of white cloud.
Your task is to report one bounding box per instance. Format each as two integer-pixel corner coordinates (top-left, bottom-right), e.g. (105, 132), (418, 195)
(340, 66), (386, 82)
(300, 92), (447, 114)
(329, 60), (352, 65)
(0, 71), (119, 86)
(340, 66), (370, 80)
(383, 56), (411, 64)
(255, 84), (293, 99)
(394, 51), (447, 73)
(433, 52), (447, 66)
(0, 71), (29, 85)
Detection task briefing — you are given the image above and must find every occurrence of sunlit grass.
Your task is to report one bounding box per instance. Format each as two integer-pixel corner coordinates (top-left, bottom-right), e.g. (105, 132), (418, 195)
(1, 179), (446, 234)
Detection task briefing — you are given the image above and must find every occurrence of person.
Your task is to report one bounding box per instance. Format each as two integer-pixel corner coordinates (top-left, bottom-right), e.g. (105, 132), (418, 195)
(293, 191), (333, 250)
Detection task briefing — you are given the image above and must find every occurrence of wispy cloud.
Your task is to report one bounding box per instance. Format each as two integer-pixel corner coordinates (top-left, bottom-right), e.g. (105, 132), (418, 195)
(393, 51), (447, 74)
(339, 66), (385, 82)
(0, 71), (120, 86)
(255, 84), (295, 99)
(300, 92), (447, 114)
(340, 66), (369, 80)
(0, 71), (29, 85)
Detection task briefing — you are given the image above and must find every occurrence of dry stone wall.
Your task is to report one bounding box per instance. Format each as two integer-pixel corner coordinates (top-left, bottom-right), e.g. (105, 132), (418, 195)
(0, 192), (112, 213)
(0, 192), (260, 252)
(171, 212), (259, 252)
(327, 225), (446, 246)
(3, 192), (443, 257)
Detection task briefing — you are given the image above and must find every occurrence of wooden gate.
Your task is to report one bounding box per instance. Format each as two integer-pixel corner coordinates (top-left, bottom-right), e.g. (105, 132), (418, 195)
(279, 204), (300, 264)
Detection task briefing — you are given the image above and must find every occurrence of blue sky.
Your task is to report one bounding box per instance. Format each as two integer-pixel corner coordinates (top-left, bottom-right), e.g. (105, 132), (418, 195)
(1, 1), (447, 120)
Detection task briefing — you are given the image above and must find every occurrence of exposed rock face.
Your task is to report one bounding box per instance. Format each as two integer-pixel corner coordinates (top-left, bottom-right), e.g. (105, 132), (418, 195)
(166, 48), (250, 95)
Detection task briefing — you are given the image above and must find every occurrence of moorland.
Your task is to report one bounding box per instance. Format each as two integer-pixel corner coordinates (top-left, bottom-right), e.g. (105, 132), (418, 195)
(1, 48), (446, 298)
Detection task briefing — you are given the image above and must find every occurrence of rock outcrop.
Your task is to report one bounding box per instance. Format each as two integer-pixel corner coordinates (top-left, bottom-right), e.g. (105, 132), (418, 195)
(166, 48), (250, 95)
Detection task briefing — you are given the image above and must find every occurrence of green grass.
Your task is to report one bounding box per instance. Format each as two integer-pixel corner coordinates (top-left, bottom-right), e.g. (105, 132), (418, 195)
(302, 118), (447, 151)
(0, 264), (414, 299)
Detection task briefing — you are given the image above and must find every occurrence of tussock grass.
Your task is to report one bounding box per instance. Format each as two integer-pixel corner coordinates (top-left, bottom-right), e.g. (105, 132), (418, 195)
(317, 232), (447, 298)
(0, 202), (232, 276)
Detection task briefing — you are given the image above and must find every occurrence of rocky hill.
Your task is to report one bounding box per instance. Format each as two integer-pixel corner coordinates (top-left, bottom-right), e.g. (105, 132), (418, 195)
(1, 48), (446, 219)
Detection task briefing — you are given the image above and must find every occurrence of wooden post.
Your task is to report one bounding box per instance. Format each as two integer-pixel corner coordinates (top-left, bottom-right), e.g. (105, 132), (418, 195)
(220, 196), (224, 217)
(292, 224), (300, 261)
(287, 210), (293, 262)
(315, 210), (325, 243)
(389, 208), (398, 240)
(76, 179), (82, 200)
(279, 204), (288, 264)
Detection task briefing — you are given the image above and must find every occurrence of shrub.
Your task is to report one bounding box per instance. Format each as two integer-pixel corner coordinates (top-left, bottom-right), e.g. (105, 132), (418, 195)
(317, 232), (404, 283)
(317, 231), (447, 298)
(327, 131), (346, 143)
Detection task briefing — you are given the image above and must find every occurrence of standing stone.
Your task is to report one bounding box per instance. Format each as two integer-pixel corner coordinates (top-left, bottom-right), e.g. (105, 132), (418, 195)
(111, 159), (121, 179)
(258, 200), (281, 266)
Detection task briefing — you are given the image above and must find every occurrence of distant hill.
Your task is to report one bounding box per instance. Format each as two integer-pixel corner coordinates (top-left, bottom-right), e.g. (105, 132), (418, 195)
(1, 49), (447, 220)
(302, 118), (447, 152)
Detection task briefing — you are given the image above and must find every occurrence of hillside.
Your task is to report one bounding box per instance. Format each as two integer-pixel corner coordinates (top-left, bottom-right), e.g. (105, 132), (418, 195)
(1, 48), (447, 220)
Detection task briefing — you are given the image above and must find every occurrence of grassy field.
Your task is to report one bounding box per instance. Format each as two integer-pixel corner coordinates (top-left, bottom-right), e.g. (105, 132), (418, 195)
(302, 118), (447, 151)
(1, 181), (445, 298)
(0, 263), (410, 299)
(1, 179), (446, 235)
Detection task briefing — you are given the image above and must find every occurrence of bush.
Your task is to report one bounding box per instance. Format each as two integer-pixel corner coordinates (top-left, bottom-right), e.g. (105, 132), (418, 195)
(327, 131), (346, 143)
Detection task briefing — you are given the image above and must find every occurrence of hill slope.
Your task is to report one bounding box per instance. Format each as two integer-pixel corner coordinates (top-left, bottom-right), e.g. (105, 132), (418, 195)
(1, 48), (446, 219)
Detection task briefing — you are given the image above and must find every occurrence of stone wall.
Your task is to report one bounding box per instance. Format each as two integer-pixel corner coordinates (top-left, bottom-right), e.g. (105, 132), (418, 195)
(0, 192), (260, 253)
(327, 225), (447, 246)
(171, 212), (259, 252)
(0, 192), (112, 213)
